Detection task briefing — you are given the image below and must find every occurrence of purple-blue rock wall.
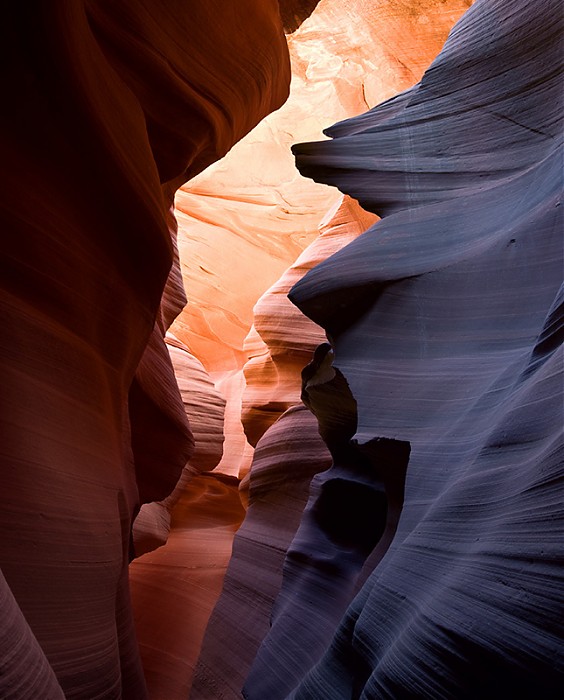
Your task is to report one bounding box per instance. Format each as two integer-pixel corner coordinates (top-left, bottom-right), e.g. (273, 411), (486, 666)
(245, 0), (563, 697)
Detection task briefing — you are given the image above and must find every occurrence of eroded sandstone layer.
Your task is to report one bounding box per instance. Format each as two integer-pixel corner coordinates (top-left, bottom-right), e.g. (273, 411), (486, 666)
(0, 2), (289, 698)
(170, 0), (473, 481)
(3, 0), (561, 698)
(191, 405), (332, 699)
(191, 3), (476, 696)
(244, 0), (563, 697)
(191, 196), (376, 699)
(241, 195), (378, 447)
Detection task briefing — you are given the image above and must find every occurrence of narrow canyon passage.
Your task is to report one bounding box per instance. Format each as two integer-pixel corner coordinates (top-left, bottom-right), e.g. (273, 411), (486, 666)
(130, 3), (475, 697)
(1, 2), (562, 700)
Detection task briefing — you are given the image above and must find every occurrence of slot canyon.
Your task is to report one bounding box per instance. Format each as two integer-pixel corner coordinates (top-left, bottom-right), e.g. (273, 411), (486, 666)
(1, 1), (562, 699)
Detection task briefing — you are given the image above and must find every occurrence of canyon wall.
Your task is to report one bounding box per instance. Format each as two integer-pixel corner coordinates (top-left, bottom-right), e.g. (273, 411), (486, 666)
(243, 0), (563, 697)
(0, 2), (289, 698)
(170, 0), (474, 480)
(2, 0), (561, 698)
(138, 4), (473, 697)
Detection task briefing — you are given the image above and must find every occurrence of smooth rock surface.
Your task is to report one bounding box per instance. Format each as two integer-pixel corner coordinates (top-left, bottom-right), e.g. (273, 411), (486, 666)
(184, 3), (476, 695)
(245, 346), (411, 699)
(192, 406), (331, 699)
(171, 0), (473, 372)
(245, 0), (563, 697)
(0, 2), (289, 697)
(0, 570), (65, 700)
(171, 0), (472, 479)
(132, 335), (226, 556)
(130, 335), (230, 699)
(242, 195), (377, 447)
(130, 474), (245, 700)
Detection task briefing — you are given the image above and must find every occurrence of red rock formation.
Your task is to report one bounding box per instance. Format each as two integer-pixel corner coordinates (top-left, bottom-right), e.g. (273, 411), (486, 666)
(211, 370), (256, 479)
(0, 2), (289, 698)
(0, 571), (65, 699)
(278, 0), (321, 33)
(181, 3), (475, 697)
(171, 0), (473, 482)
(132, 336), (226, 556)
(3, 1), (503, 697)
(189, 194), (375, 698)
(129, 335), (233, 698)
(171, 0), (473, 374)
(130, 473), (245, 700)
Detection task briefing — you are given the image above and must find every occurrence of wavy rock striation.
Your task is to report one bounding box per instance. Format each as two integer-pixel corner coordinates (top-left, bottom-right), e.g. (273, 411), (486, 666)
(132, 335), (226, 556)
(130, 472), (245, 700)
(190, 3), (475, 695)
(242, 195), (378, 447)
(171, 0), (472, 480)
(245, 345), (411, 699)
(245, 0), (563, 697)
(0, 2), (289, 698)
(129, 335), (235, 700)
(192, 405), (332, 699)
(192, 197), (375, 699)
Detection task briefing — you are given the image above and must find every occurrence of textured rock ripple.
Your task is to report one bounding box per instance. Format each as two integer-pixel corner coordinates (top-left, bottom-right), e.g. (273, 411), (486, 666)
(0, 2), (289, 697)
(246, 0), (563, 697)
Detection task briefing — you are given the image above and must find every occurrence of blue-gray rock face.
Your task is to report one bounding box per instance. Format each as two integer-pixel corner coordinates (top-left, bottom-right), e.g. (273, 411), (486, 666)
(245, 0), (563, 697)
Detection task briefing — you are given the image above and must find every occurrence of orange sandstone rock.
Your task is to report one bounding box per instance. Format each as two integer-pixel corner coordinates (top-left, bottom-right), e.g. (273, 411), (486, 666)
(132, 336), (226, 556)
(192, 406), (331, 699)
(242, 195), (378, 447)
(184, 3), (475, 697)
(171, 0), (473, 481)
(130, 474), (245, 700)
(171, 0), (473, 372)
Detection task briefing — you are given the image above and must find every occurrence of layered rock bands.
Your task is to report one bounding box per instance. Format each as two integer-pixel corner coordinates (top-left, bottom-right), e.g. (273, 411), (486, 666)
(0, 2), (289, 698)
(2, 1), (562, 699)
(242, 0), (563, 698)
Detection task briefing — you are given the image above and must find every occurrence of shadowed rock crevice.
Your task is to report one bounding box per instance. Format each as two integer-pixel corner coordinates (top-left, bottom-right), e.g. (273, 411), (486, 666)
(243, 344), (410, 700)
(277, 0), (320, 33)
(524, 282), (563, 378)
(312, 477), (387, 553)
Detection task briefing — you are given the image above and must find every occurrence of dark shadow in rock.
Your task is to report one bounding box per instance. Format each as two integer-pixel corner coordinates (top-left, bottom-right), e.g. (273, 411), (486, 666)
(278, 0), (320, 33)
(243, 344), (410, 700)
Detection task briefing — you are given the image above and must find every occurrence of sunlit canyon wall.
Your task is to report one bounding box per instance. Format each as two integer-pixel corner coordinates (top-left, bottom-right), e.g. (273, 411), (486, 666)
(1, 1), (562, 699)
